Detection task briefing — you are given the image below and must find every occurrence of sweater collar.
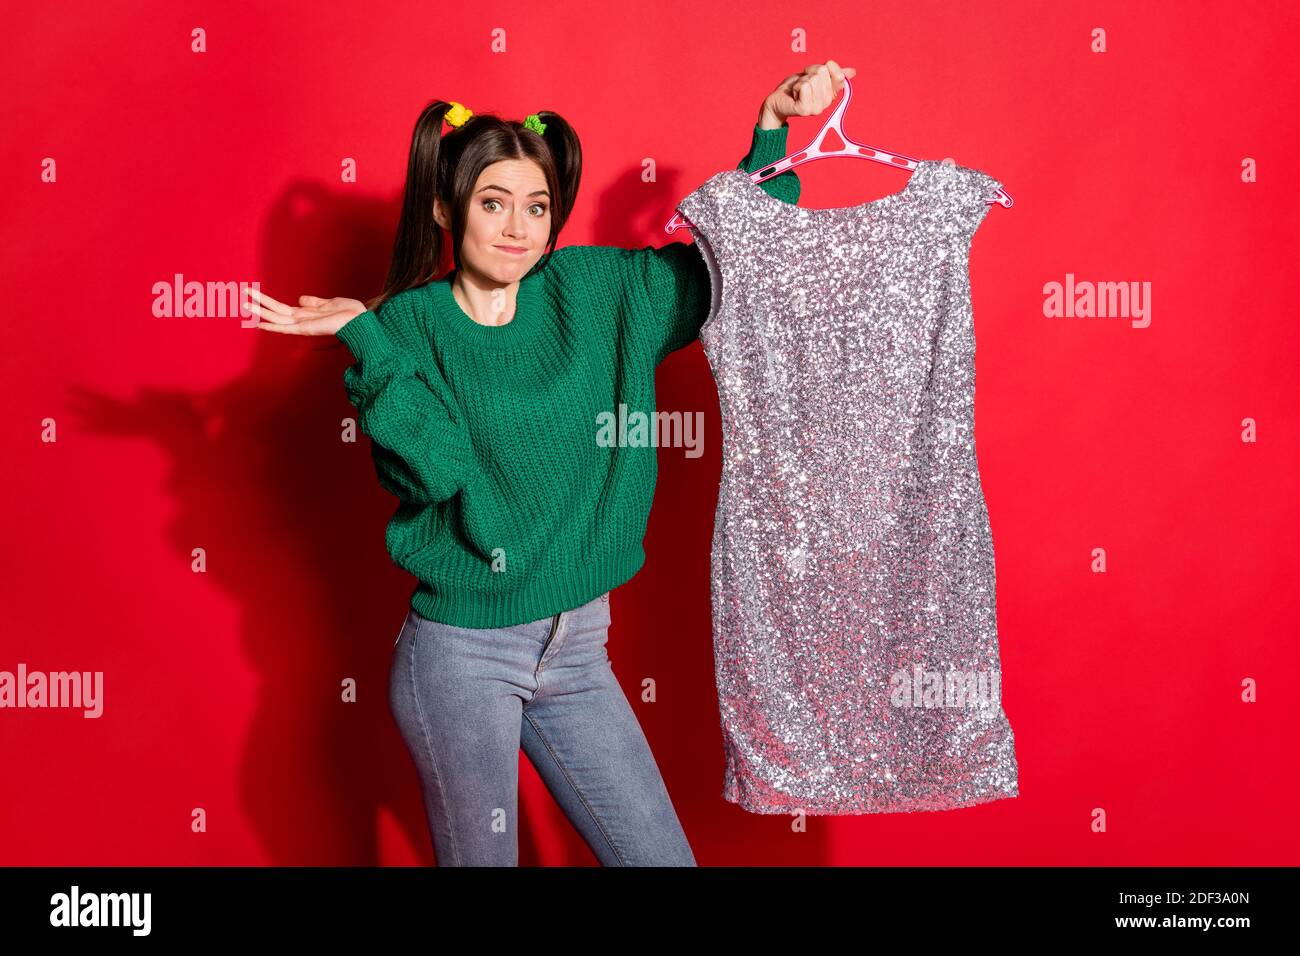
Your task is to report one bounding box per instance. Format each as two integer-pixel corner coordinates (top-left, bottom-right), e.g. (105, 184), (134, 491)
(426, 260), (549, 352)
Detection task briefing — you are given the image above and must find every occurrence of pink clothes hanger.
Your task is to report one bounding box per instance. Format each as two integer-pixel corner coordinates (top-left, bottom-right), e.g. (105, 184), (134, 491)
(665, 74), (1013, 234)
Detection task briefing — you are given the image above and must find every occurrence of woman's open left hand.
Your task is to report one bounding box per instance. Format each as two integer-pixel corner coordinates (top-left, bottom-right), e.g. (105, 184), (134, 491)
(246, 288), (368, 337)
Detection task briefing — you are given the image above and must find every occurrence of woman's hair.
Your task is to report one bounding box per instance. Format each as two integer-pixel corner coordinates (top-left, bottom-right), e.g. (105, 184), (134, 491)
(365, 100), (583, 312)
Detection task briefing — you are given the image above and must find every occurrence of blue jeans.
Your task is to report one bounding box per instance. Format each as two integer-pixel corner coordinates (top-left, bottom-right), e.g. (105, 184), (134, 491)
(388, 591), (697, 866)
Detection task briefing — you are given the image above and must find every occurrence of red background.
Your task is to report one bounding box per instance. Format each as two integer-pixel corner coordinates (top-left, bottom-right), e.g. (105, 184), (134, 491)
(2, 1), (1297, 866)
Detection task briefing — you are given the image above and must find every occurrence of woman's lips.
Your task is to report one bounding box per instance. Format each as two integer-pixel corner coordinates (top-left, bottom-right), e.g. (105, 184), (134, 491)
(494, 245), (527, 255)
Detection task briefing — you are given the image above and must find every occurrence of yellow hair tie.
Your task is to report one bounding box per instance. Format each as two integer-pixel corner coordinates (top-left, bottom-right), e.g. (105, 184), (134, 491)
(445, 102), (473, 127)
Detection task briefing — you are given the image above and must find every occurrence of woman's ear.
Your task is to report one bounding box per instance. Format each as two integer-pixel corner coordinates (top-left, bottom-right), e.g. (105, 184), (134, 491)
(432, 196), (451, 230)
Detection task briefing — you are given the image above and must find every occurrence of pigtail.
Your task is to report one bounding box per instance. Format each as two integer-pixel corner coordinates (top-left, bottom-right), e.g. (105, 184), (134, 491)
(530, 111), (583, 232)
(369, 100), (454, 312)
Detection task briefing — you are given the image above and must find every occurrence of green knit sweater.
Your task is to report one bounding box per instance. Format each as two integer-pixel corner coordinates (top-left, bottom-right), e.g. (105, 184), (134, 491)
(338, 123), (800, 628)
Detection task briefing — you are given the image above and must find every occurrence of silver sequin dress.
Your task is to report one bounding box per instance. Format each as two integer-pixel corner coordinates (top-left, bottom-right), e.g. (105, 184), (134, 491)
(676, 160), (1020, 814)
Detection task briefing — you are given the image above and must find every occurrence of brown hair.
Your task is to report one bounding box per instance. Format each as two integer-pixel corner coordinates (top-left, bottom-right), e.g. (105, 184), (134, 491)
(365, 100), (583, 312)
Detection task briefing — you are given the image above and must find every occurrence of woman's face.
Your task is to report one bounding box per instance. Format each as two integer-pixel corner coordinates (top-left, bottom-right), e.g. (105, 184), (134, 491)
(437, 158), (551, 286)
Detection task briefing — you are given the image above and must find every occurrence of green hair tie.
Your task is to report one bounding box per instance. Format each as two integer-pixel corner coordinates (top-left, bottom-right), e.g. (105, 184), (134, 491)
(523, 113), (547, 135)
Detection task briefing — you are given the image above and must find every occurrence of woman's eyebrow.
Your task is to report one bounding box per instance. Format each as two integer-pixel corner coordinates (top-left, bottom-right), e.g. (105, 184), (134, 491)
(474, 184), (550, 199)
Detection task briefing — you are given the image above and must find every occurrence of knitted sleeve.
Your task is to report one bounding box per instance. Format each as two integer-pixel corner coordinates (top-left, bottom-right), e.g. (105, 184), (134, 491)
(630, 122), (801, 362)
(337, 294), (473, 506)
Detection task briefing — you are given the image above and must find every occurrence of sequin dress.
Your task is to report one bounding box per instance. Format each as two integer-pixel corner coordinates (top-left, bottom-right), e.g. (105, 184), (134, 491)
(675, 160), (1020, 814)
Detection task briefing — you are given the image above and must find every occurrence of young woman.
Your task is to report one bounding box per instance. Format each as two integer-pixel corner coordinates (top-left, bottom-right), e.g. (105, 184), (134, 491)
(249, 62), (856, 866)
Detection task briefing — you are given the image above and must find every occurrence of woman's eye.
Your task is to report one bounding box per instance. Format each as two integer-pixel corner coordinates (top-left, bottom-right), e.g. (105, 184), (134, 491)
(481, 199), (548, 215)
